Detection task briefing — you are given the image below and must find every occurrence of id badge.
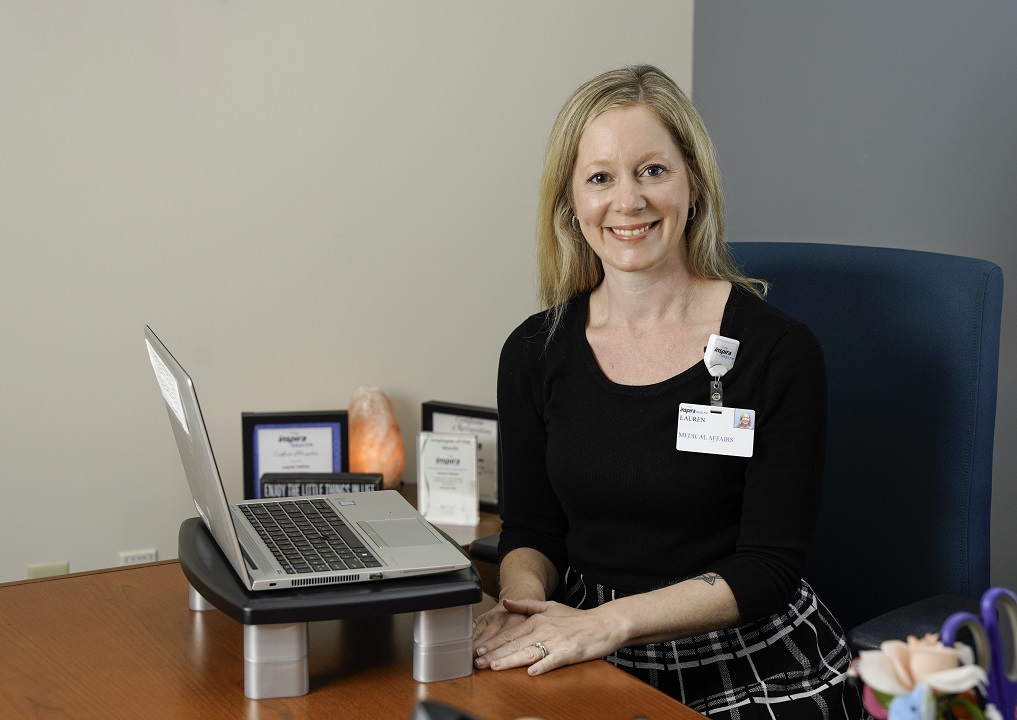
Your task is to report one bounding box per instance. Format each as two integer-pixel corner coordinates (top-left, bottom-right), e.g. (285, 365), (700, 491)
(676, 403), (755, 458)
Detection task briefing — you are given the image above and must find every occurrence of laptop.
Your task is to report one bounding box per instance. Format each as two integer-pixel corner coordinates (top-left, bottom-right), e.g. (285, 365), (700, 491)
(144, 325), (471, 591)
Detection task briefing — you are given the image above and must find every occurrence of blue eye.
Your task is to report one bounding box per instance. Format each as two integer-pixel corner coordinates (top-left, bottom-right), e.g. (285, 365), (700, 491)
(643, 164), (666, 178)
(589, 172), (610, 185)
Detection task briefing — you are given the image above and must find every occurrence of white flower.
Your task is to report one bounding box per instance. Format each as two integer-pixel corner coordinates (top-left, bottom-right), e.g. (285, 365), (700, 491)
(854, 634), (987, 696)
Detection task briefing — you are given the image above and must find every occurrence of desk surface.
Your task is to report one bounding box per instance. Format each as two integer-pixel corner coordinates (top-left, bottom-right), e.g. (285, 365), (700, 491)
(0, 561), (700, 720)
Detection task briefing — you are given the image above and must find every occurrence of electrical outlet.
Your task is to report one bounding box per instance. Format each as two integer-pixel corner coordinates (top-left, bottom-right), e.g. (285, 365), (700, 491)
(27, 561), (70, 578)
(118, 549), (158, 566)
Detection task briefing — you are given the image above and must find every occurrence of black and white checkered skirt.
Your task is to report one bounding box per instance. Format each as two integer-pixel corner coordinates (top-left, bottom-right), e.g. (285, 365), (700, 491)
(563, 569), (863, 720)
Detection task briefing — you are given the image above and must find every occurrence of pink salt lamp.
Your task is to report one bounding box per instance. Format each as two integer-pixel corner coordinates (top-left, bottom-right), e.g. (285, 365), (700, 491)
(348, 386), (405, 489)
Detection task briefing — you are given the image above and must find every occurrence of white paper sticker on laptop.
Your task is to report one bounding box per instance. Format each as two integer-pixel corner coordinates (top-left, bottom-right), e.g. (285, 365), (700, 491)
(675, 403), (754, 457)
(146, 339), (188, 434)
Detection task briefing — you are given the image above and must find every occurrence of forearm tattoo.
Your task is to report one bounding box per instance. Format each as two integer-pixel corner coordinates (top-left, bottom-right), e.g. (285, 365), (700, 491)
(694, 573), (721, 586)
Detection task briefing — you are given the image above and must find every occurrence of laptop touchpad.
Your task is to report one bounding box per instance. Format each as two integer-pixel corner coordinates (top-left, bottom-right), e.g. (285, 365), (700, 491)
(359, 519), (441, 547)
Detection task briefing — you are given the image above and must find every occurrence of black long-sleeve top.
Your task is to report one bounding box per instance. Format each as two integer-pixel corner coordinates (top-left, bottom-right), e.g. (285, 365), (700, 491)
(496, 285), (827, 623)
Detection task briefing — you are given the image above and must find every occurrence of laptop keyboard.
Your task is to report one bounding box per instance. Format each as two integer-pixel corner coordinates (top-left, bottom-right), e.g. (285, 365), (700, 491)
(239, 499), (383, 574)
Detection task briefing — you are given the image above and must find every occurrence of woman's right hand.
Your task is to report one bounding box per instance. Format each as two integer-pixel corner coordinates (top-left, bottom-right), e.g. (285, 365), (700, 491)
(472, 547), (559, 665)
(472, 598), (531, 664)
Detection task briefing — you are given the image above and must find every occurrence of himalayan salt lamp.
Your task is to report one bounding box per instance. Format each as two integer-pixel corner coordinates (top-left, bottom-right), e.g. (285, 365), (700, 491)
(348, 386), (405, 489)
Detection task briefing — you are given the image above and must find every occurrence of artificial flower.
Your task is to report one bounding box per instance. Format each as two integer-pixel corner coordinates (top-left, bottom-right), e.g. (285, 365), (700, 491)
(855, 634), (985, 696)
(851, 634), (990, 720)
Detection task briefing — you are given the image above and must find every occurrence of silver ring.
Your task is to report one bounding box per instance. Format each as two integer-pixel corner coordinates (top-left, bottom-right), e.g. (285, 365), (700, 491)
(533, 641), (548, 660)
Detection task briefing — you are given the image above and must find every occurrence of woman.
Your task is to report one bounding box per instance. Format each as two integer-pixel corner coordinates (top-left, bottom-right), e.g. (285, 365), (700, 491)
(472, 65), (861, 719)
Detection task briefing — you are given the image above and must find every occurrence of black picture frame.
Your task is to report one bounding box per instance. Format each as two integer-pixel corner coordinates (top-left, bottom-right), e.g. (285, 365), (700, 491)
(242, 410), (349, 499)
(421, 400), (501, 513)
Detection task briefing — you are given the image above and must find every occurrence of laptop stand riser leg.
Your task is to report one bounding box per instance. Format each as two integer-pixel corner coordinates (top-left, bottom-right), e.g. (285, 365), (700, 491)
(188, 581), (473, 694)
(243, 622), (309, 699)
(187, 582), (310, 699)
(413, 604), (474, 682)
(188, 583), (215, 612)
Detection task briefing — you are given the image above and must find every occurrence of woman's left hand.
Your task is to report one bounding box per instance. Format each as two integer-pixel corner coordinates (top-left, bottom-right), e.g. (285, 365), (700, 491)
(473, 598), (624, 676)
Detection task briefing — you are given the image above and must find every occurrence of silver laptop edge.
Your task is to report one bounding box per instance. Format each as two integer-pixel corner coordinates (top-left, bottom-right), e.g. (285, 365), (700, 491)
(144, 325), (470, 591)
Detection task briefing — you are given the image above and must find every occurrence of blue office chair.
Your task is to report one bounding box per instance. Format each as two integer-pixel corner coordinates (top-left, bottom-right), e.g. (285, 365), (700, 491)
(470, 242), (1003, 651)
(728, 242), (1002, 648)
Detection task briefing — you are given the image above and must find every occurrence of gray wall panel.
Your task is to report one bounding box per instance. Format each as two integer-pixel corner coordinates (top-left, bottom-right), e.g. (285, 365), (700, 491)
(693, 1), (1017, 590)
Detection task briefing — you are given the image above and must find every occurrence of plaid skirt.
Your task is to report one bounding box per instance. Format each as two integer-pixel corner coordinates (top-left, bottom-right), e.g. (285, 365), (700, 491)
(563, 569), (863, 720)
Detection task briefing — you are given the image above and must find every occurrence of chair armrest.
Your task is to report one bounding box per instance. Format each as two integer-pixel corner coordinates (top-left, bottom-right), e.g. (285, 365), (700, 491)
(846, 594), (981, 652)
(468, 533), (500, 564)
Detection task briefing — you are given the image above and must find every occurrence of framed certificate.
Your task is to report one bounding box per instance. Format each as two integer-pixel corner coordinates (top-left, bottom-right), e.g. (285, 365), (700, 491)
(417, 432), (479, 526)
(421, 401), (500, 513)
(242, 410), (349, 499)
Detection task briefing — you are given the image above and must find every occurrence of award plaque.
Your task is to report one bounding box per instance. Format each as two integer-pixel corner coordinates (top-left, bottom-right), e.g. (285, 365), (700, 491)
(417, 432), (479, 526)
(242, 410), (349, 499)
(422, 401), (500, 513)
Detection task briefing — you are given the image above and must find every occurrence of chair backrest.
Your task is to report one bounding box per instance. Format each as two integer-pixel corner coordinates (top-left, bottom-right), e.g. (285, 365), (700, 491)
(729, 242), (1003, 632)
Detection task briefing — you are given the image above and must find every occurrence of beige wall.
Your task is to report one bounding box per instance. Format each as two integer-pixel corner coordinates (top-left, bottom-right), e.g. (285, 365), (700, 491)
(0, 1), (694, 582)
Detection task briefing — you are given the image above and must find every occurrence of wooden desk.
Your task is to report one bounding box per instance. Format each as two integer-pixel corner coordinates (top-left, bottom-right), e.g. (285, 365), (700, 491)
(0, 562), (700, 719)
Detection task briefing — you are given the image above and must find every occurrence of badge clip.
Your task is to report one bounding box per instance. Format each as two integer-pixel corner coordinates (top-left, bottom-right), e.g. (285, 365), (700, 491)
(710, 378), (724, 407)
(704, 334), (739, 407)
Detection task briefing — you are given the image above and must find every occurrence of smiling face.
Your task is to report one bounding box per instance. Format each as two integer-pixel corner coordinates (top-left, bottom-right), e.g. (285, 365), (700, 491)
(571, 104), (697, 281)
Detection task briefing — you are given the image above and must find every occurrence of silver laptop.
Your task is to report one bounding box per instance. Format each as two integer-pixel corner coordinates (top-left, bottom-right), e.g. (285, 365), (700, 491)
(144, 325), (471, 591)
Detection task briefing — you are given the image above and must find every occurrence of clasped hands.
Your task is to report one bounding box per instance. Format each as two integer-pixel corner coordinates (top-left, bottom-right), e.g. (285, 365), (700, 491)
(472, 597), (622, 676)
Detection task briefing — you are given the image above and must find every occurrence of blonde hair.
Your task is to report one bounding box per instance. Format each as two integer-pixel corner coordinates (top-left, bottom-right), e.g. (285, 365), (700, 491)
(536, 65), (765, 333)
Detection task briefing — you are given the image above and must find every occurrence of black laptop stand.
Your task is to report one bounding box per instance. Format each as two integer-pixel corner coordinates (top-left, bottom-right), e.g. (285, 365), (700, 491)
(178, 517), (482, 698)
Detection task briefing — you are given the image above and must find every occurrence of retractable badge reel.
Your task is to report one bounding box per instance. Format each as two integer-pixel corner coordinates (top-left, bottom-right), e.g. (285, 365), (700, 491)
(675, 333), (753, 458)
(704, 334), (739, 406)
